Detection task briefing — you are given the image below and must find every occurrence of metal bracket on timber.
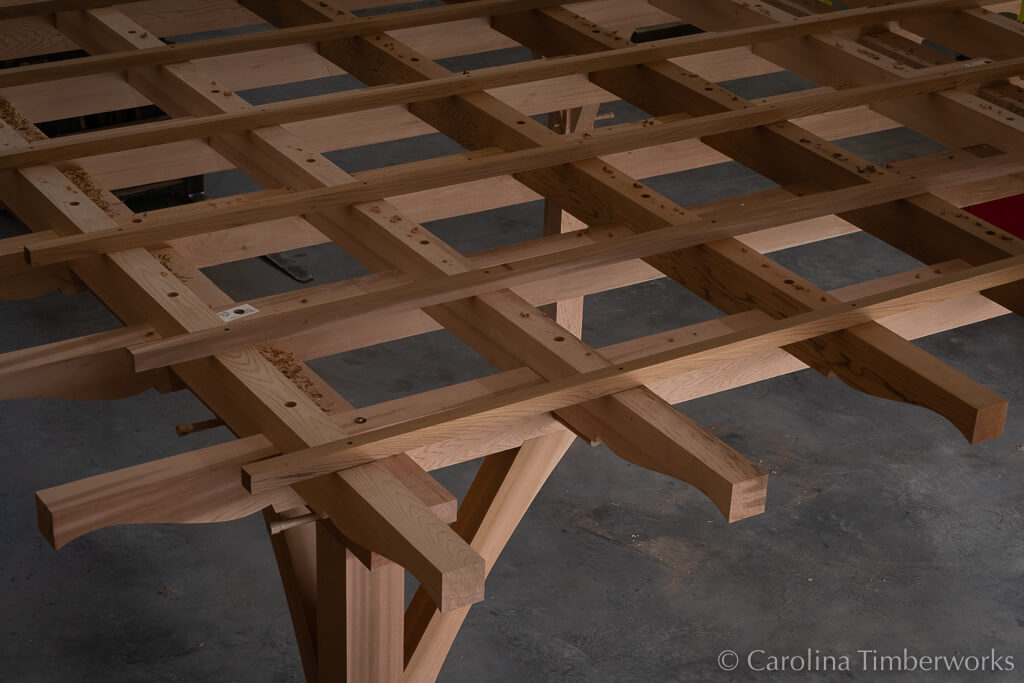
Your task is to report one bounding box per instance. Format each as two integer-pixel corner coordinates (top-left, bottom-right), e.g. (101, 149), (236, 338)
(1, 0), (1022, 681)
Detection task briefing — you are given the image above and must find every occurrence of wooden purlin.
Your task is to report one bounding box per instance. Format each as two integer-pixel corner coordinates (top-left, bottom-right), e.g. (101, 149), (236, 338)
(651, 0), (1024, 301)
(0, 105), (886, 292)
(0, 4), (689, 124)
(46, 0), (753, 671)
(0, 0), (1003, 160)
(2, 1), (1023, 681)
(484, 2), (1018, 443)
(264, 0), (1009, 449)
(0, 0), (569, 87)
(8, 133), (1019, 296)
(31, 258), (1011, 553)
(57, 3), (765, 525)
(105, 149), (1024, 372)
(15, 52), (1024, 268)
(2, 10), (482, 682)
(31, 257), (1013, 553)
(0, 0), (419, 21)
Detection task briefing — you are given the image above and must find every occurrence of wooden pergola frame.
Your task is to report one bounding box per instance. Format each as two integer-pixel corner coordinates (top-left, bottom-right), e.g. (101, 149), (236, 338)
(2, 0), (1023, 679)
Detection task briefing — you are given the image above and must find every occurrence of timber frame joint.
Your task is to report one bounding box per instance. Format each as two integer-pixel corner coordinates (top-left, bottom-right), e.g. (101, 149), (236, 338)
(2, 0), (1022, 680)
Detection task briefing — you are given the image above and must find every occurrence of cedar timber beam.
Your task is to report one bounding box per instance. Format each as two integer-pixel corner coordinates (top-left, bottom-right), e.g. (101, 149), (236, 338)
(3, 9), (486, 682)
(485, 1), (1016, 442)
(3, 1), (1023, 680)
(244, 0), (1011, 444)
(650, 0), (1024, 314)
(55, 3), (769, 525)
(240, 254), (1024, 493)
(31, 258), (1013, 552)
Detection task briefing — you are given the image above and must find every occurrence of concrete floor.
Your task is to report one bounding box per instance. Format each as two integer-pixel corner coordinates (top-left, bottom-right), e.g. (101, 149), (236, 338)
(3, 30), (1024, 683)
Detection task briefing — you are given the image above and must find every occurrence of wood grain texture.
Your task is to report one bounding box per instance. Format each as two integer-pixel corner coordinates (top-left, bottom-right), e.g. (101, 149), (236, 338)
(0, 0), (566, 88)
(31, 261), (1009, 548)
(54, 8), (489, 640)
(239, 0), (765, 524)
(0, 0), (256, 60)
(6, 3), (1023, 680)
(1, 2), (690, 123)
(405, 432), (576, 683)
(36, 435), (286, 549)
(298, 463), (484, 613)
(0, 0), (988, 167)
(655, 0), (1024, 315)
(242, 254), (1024, 494)
(264, 507), (318, 683)
(0, 322), (170, 400)
(496, 3), (1012, 442)
(1, 16), (454, 680)
(316, 523), (404, 683)
(122, 150), (1024, 372)
(149, 139), (1016, 272)
(21, 52), (1024, 265)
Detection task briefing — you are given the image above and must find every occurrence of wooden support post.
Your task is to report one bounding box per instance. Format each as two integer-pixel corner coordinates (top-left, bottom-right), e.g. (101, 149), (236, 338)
(316, 521), (404, 683)
(540, 102), (599, 330)
(265, 507), (320, 683)
(298, 456), (482, 614)
(8, 2), (1024, 681)
(650, 0), (1024, 314)
(405, 144), (589, 676)
(404, 431), (577, 682)
(6, 13), (479, 680)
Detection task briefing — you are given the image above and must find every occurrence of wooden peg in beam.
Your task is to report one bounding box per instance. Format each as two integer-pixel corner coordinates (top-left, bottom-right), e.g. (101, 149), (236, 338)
(294, 455), (482, 613)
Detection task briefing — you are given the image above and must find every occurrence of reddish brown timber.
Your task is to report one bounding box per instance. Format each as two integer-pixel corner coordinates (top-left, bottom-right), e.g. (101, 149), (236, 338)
(33, 260), (1007, 549)
(17, 54), (1024, 267)
(124, 149), (1024, 373)
(0, 323), (169, 400)
(241, 253), (1024, 494)
(0, 0), (566, 86)
(0, 0), (1000, 168)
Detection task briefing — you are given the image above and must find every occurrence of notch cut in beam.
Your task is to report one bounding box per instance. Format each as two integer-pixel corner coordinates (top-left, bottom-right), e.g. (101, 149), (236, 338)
(0, 0), (565, 82)
(0, 0), (1000, 166)
(121, 149), (1024, 373)
(240, 253), (1024, 494)
(295, 459), (484, 613)
(33, 258), (1010, 548)
(22, 52), (1024, 269)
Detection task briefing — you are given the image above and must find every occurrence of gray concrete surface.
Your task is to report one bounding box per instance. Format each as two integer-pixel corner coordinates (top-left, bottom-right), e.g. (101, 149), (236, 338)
(2, 26), (1024, 683)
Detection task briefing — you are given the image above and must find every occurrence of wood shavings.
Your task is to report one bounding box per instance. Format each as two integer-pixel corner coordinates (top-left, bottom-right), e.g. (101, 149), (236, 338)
(155, 253), (193, 283)
(256, 343), (328, 409)
(61, 168), (112, 214)
(0, 99), (46, 142)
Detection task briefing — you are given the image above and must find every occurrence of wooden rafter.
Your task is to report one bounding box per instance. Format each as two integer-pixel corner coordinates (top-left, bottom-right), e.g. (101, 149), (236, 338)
(2, 0), (1022, 680)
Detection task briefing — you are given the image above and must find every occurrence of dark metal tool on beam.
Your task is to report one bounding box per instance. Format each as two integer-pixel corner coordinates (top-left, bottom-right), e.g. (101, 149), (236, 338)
(629, 20), (703, 44)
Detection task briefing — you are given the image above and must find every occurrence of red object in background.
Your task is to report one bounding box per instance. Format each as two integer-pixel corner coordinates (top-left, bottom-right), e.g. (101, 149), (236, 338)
(967, 194), (1024, 238)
